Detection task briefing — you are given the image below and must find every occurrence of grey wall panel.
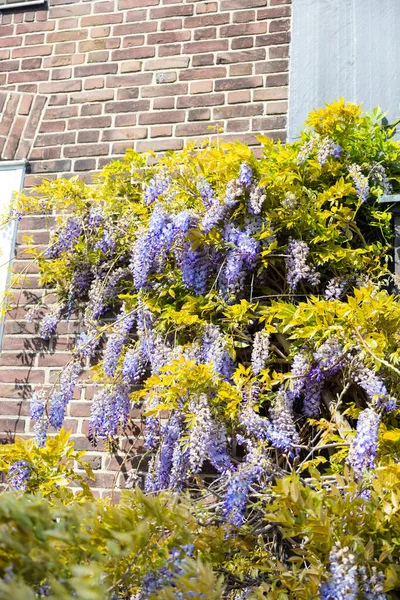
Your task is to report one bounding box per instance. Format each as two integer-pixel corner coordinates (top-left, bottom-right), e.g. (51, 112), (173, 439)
(289, 0), (400, 140)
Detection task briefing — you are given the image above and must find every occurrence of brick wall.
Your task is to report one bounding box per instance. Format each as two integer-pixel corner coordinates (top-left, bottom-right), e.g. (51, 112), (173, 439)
(0, 0), (291, 497)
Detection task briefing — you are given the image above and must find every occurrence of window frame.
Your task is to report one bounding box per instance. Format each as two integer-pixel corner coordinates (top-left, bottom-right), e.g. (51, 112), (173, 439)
(0, 159), (27, 346)
(0, 0), (46, 10)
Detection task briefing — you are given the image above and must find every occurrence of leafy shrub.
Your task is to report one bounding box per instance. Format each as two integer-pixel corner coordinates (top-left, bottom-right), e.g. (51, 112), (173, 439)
(2, 99), (400, 598)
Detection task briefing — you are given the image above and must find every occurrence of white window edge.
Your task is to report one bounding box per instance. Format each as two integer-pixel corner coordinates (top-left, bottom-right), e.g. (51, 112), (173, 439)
(0, 0), (46, 10)
(0, 161), (27, 347)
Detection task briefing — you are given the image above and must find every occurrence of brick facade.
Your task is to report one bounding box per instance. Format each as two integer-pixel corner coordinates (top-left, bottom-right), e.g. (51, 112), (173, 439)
(0, 0), (291, 497)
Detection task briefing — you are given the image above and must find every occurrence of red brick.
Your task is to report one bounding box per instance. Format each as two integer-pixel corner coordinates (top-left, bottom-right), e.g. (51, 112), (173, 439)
(230, 63), (253, 76)
(0, 61), (19, 72)
(150, 125), (172, 137)
(232, 37), (254, 50)
(255, 32), (290, 46)
(228, 90), (251, 104)
(233, 10), (256, 23)
(136, 138), (184, 152)
(144, 57), (189, 70)
(138, 110), (185, 125)
(221, 23), (267, 37)
(160, 18), (183, 31)
(196, 2), (218, 14)
(102, 128), (147, 141)
(215, 76), (263, 91)
(188, 108), (210, 121)
(179, 67), (226, 81)
(63, 143), (110, 158)
(221, 0), (267, 7)
(184, 14), (229, 28)
(141, 82), (187, 97)
(177, 93), (224, 109)
(258, 6), (291, 19)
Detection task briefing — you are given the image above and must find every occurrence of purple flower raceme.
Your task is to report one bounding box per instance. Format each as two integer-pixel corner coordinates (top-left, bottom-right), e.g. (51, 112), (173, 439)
(131, 204), (178, 290)
(44, 216), (82, 259)
(281, 192), (298, 212)
(359, 566), (387, 600)
(33, 418), (49, 448)
(197, 177), (216, 206)
(287, 350), (309, 402)
(348, 164), (370, 203)
(87, 207), (103, 229)
(143, 172), (171, 205)
(7, 460), (31, 492)
(202, 323), (234, 380)
(201, 199), (228, 233)
(301, 338), (344, 417)
(40, 304), (63, 340)
(208, 421), (232, 474)
(188, 393), (212, 473)
(239, 163), (253, 188)
(248, 184), (266, 215)
(324, 277), (347, 300)
(348, 407), (381, 480)
(320, 543), (359, 600)
(94, 228), (116, 254)
(370, 162), (392, 195)
(180, 244), (210, 296)
(251, 330), (270, 376)
(285, 239), (320, 290)
(30, 390), (46, 422)
(353, 365), (396, 412)
(75, 328), (102, 360)
(48, 360), (82, 429)
(30, 390), (49, 446)
(103, 306), (136, 378)
(84, 268), (129, 325)
(297, 133), (341, 166)
(269, 389), (300, 452)
(316, 137), (341, 166)
(225, 178), (244, 206)
(122, 347), (146, 383)
(89, 383), (130, 441)
(157, 413), (184, 490)
(302, 365), (324, 417)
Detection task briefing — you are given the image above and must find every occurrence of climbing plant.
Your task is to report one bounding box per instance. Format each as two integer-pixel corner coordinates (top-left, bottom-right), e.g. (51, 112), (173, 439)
(3, 99), (400, 598)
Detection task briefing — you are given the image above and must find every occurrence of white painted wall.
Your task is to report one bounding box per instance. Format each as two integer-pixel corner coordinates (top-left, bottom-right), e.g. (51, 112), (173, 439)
(289, 0), (400, 140)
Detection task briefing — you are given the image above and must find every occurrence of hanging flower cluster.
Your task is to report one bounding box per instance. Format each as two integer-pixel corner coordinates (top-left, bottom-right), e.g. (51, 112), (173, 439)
(12, 101), (400, 596)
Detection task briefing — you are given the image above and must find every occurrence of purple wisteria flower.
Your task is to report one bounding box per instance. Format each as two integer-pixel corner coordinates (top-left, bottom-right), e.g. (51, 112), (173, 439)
(324, 277), (347, 300)
(251, 330), (270, 376)
(30, 390), (46, 422)
(201, 199), (227, 233)
(40, 304), (62, 340)
(131, 205), (177, 290)
(317, 137), (341, 166)
(33, 418), (49, 448)
(144, 415), (160, 451)
(359, 566), (387, 600)
(248, 184), (266, 215)
(87, 206), (103, 229)
(269, 389), (300, 452)
(180, 244), (210, 296)
(370, 162), (392, 194)
(224, 461), (263, 526)
(281, 192), (298, 212)
(157, 413), (184, 490)
(122, 347), (146, 383)
(7, 460), (31, 492)
(285, 239), (320, 290)
(84, 268), (129, 325)
(208, 421), (232, 474)
(197, 177), (216, 206)
(225, 178), (244, 207)
(75, 328), (102, 360)
(348, 164), (370, 203)
(202, 323), (234, 380)
(297, 134), (341, 166)
(320, 543), (359, 600)
(103, 306), (136, 377)
(48, 360), (82, 429)
(239, 163), (253, 188)
(44, 216), (82, 259)
(188, 393), (212, 473)
(94, 228), (116, 254)
(89, 383), (130, 440)
(302, 365), (324, 417)
(348, 407), (381, 480)
(143, 173), (170, 205)
(353, 365), (396, 412)
(287, 350), (309, 402)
